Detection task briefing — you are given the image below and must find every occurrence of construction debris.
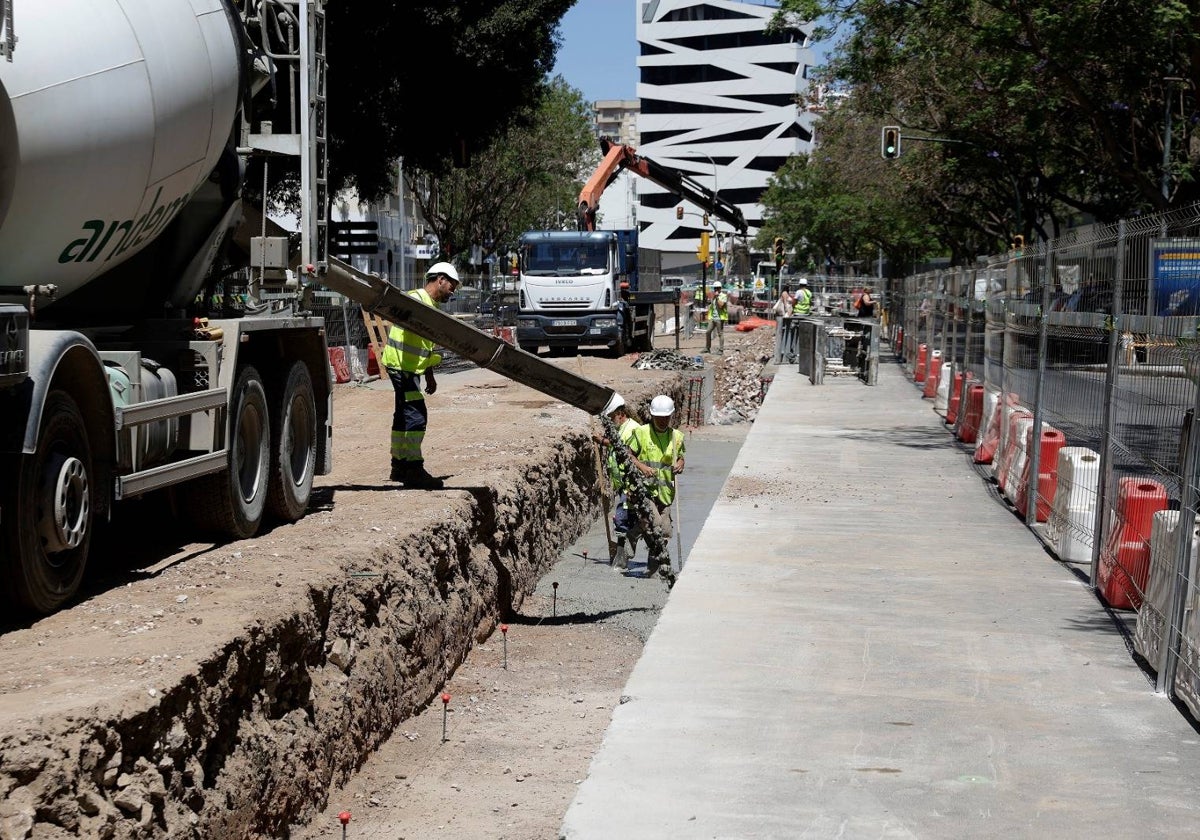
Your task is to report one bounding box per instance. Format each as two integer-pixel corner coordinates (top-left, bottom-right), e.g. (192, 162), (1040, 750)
(710, 325), (777, 424)
(632, 350), (705, 371)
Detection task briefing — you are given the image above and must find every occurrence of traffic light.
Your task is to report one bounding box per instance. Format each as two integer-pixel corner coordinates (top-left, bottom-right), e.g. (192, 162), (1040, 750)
(881, 125), (901, 159)
(676, 206), (684, 220)
(773, 236), (785, 269)
(702, 213), (710, 227)
(696, 231), (710, 263)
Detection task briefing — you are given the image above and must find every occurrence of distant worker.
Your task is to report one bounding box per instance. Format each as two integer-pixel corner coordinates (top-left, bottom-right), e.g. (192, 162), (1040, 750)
(381, 262), (459, 489)
(594, 393), (641, 570)
(617, 281), (632, 352)
(705, 281), (729, 354)
(627, 395), (686, 584)
(792, 277), (814, 315)
(856, 286), (877, 318)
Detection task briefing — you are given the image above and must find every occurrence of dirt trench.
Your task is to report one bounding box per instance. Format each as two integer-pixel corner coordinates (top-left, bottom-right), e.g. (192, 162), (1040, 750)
(0, 360), (697, 840)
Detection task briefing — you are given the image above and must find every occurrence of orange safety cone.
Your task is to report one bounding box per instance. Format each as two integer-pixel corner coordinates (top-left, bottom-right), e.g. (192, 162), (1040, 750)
(1015, 426), (1067, 521)
(1098, 478), (1169, 610)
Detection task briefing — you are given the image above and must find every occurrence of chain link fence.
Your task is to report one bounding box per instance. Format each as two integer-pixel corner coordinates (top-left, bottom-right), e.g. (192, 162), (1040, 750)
(896, 202), (1200, 713)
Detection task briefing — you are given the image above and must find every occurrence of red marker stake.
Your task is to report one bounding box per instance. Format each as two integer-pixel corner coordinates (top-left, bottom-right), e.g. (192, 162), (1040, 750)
(338, 811), (351, 840)
(500, 624), (509, 669)
(551, 581), (558, 617)
(441, 692), (451, 742)
(582, 549), (588, 566)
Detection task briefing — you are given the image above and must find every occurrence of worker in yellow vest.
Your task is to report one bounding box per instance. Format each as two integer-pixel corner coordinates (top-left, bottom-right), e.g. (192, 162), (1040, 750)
(627, 395), (686, 585)
(594, 393), (641, 570)
(791, 277), (814, 315)
(380, 262), (458, 489)
(705, 281), (729, 354)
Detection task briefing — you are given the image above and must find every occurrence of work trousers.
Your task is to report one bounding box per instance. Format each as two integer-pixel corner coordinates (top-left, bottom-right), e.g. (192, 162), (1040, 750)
(626, 497), (673, 566)
(706, 317), (725, 353)
(386, 368), (427, 465)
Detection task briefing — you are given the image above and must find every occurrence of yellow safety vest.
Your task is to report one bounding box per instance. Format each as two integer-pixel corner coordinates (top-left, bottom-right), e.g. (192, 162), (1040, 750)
(380, 288), (443, 373)
(630, 423), (685, 506)
(708, 291), (729, 322)
(605, 417), (641, 492)
(792, 288), (813, 315)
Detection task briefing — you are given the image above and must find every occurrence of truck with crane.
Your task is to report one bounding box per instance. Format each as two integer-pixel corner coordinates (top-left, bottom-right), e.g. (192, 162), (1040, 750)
(515, 137), (749, 357)
(0, 0), (616, 616)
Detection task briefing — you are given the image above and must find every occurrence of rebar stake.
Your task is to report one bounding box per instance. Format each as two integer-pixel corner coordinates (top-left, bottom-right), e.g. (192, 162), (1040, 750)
(552, 582), (558, 616)
(338, 811), (351, 839)
(441, 692), (451, 743)
(500, 623), (509, 669)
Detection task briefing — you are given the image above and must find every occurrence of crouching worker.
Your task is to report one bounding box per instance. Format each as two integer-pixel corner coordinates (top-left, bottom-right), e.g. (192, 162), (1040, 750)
(627, 394), (686, 584)
(595, 393), (641, 570)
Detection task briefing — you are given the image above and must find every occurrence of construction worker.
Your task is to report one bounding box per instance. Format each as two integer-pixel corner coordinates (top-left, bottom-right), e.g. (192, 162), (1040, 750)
(594, 393), (641, 570)
(705, 280), (729, 354)
(380, 262), (458, 489)
(627, 394), (686, 584)
(792, 277), (814, 315)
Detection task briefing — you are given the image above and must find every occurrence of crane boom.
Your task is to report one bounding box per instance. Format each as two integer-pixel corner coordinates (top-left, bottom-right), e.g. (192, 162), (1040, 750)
(576, 137), (748, 236)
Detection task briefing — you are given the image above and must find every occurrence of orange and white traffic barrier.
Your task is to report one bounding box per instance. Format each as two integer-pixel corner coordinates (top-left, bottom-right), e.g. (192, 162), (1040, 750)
(946, 371), (974, 427)
(933, 361), (953, 412)
(972, 387), (1003, 463)
(989, 397), (1025, 482)
(914, 343), (929, 383)
(957, 383), (986, 444)
(1046, 446), (1101, 563)
(1098, 477), (1169, 610)
(998, 414), (1035, 499)
(1015, 425), (1067, 521)
(922, 351), (943, 398)
(1132, 511), (1200, 668)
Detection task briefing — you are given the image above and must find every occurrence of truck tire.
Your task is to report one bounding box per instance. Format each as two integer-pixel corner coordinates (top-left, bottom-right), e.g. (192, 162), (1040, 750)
(634, 320), (655, 353)
(185, 365), (270, 539)
(266, 360), (317, 522)
(2, 390), (94, 615)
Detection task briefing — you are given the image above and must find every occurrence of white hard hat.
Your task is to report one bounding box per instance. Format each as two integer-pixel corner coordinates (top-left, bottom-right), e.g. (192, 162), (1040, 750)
(426, 261), (460, 283)
(712, 281), (722, 288)
(602, 392), (625, 415)
(649, 395), (675, 417)
(797, 277), (809, 286)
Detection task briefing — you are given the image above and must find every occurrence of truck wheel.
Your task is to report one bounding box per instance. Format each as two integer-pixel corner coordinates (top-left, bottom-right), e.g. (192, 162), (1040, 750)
(186, 365), (270, 539)
(266, 361), (317, 522)
(2, 390), (94, 615)
(611, 333), (627, 358)
(634, 323), (655, 353)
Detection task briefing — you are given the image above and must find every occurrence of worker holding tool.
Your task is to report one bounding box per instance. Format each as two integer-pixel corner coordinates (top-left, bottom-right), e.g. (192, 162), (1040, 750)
(705, 281), (729, 354)
(594, 393), (641, 570)
(627, 394), (686, 584)
(381, 262), (458, 490)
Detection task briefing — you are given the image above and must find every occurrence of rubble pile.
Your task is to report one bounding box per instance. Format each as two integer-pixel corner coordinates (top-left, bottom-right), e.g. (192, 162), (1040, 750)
(710, 324), (778, 424)
(632, 349), (705, 371)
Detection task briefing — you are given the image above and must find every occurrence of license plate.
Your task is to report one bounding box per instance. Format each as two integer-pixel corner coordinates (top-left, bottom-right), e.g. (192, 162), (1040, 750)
(551, 319), (577, 327)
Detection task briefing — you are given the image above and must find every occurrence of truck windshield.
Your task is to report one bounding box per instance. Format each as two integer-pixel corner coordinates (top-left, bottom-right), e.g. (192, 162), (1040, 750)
(523, 242), (610, 275)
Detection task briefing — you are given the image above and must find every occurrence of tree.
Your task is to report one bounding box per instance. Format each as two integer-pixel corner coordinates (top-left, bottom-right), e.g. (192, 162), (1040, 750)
(323, 0), (576, 201)
(769, 0), (1200, 260)
(405, 78), (597, 266)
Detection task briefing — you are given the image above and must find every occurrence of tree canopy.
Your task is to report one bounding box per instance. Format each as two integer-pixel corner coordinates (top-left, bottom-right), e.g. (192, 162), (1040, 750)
(765, 0), (1200, 267)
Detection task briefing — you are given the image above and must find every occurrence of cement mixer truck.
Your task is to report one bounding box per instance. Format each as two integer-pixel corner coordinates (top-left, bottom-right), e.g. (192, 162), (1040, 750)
(0, 0), (616, 616)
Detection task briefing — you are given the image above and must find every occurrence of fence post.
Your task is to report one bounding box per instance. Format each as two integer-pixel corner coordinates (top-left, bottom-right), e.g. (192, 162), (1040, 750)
(1159, 407), (1200, 693)
(1024, 239), (1055, 526)
(1090, 218), (1126, 588)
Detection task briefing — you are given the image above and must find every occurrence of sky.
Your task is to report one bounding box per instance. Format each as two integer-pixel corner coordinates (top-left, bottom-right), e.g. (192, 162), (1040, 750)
(552, 0), (639, 103)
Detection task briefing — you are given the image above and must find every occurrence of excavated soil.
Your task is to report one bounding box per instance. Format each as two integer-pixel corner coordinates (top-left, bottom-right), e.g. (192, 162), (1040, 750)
(0, 325), (777, 840)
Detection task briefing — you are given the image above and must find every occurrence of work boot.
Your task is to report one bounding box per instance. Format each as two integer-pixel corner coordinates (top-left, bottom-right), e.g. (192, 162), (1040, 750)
(613, 538), (628, 570)
(404, 463), (444, 490)
(389, 459), (407, 482)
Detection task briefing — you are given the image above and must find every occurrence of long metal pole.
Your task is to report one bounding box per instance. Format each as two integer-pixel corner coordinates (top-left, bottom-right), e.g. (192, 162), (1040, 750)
(397, 156), (406, 290)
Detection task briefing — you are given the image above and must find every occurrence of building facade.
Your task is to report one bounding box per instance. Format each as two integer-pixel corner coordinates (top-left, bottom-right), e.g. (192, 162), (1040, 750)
(634, 0), (814, 271)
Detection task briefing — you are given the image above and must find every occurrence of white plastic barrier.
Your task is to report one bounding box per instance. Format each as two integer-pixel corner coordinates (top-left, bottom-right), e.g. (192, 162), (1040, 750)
(1046, 446), (1101, 563)
(991, 400), (1026, 483)
(933, 362), (953, 412)
(1000, 416), (1035, 501)
(1133, 511), (1199, 668)
(973, 388), (1002, 462)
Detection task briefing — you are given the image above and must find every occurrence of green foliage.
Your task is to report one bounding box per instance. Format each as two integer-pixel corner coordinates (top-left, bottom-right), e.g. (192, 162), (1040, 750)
(405, 77), (596, 265)
(767, 0), (1200, 266)
(324, 0), (575, 200)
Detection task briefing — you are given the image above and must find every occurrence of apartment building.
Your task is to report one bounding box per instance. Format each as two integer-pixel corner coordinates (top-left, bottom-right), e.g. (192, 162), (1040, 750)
(634, 0), (814, 270)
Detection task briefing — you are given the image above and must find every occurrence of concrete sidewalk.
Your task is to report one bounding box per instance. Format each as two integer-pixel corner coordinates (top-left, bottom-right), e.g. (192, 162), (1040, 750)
(561, 359), (1200, 839)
